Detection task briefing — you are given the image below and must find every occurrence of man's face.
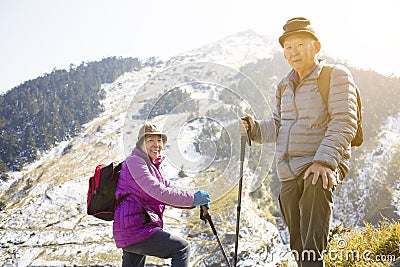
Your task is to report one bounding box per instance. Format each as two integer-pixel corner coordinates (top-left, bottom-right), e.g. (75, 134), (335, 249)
(283, 34), (320, 78)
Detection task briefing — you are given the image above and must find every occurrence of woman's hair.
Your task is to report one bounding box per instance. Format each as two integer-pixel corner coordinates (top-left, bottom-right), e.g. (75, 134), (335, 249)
(137, 138), (146, 152)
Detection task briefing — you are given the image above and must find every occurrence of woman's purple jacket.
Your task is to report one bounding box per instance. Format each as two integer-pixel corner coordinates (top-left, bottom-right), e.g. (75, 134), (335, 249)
(113, 148), (194, 248)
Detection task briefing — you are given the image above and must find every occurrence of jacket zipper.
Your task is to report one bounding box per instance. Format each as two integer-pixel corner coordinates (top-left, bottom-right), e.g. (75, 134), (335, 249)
(285, 82), (301, 177)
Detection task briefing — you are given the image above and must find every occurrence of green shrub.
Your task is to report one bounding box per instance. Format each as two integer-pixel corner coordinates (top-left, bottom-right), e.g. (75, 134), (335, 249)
(325, 220), (400, 266)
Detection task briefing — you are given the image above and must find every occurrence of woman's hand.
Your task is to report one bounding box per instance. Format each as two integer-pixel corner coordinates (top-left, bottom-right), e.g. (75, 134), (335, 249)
(193, 190), (211, 207)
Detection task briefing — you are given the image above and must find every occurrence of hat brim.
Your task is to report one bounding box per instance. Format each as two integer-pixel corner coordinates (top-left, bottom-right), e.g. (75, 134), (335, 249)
(279, 30), (318, 47)
(137, 132), (168, 145)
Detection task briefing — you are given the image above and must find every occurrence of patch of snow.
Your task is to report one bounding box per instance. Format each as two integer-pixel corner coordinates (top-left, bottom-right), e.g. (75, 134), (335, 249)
(0, 31), (285, 266)
(334, 112), (400, 226)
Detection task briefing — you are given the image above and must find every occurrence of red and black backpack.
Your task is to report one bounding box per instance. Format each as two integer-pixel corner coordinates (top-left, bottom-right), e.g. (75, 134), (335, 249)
(87, 161), (125, 221)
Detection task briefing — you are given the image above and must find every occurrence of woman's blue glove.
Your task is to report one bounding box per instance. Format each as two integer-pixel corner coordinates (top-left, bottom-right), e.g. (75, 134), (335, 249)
(193, 190), (211, 207)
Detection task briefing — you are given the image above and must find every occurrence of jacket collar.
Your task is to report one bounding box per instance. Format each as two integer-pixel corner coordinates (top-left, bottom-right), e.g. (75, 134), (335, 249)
(285, 59), (325, 88)
(289, 61), (318, 84)
(132, 147), (164, 169)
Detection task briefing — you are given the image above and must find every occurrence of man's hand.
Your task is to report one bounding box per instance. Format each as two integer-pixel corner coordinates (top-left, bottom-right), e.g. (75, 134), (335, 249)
(239, 114), (255, 136)
(303, 162), (337, 190)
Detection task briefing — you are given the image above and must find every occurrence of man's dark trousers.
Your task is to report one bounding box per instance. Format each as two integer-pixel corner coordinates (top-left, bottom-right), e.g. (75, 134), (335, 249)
(279, 174), (334, 267)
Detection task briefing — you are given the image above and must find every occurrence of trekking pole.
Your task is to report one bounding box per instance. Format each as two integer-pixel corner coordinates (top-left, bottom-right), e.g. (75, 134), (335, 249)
(200, 206), (231, 267)
(234, 117), (252, 266)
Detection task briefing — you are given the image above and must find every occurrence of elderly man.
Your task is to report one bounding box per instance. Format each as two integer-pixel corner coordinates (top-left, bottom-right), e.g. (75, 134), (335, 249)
(240, 17), (358, 266)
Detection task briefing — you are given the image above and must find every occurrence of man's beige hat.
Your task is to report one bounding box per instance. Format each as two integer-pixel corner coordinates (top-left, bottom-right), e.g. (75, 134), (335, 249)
(279, 17), (318, 47)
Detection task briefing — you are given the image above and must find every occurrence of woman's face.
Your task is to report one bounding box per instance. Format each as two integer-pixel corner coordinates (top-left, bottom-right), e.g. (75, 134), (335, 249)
(144, 134), (163, 162)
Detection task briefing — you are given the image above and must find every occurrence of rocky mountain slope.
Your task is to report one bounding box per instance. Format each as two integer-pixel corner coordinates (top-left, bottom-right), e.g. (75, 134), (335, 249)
(0, 31), (288, 266)
(1, 30), (399, 266)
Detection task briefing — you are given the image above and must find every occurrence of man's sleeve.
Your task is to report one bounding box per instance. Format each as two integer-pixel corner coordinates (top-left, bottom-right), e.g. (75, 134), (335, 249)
(313, 65), (358, 169)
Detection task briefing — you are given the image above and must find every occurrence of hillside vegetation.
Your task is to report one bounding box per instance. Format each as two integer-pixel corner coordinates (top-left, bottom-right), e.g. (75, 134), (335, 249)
(0, 56), (142, 173)
(1, 43), (399, 265)
(325, 220), (400, 267)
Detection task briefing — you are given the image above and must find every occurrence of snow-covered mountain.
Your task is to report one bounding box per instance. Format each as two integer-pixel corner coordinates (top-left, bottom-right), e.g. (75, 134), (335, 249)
(1, 29), (399, 267)
(0, 31), (288, 266)
(166, 30), (277, 69)
(333, 112), (400, 226)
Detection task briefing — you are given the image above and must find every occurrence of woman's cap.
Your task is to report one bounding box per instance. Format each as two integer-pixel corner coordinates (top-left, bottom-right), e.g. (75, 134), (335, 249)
(137, 122), (167, 145)
(279, 17), (318, 48)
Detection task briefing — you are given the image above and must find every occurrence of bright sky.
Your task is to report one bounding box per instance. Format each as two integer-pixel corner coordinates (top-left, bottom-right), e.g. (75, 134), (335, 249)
(1, 0), (399, 94)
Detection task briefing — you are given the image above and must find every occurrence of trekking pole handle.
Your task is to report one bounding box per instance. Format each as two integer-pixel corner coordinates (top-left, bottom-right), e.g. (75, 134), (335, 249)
(201, 205), (209, 215)
(240, 117), (252, 146)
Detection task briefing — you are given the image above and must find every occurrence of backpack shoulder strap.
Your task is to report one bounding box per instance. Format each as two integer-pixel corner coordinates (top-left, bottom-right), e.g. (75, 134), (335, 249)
(318, 65), (333, 103)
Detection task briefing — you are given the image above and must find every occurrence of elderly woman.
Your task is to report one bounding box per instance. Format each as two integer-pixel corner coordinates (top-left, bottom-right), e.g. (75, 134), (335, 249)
(113, 122), (210, 267)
